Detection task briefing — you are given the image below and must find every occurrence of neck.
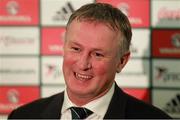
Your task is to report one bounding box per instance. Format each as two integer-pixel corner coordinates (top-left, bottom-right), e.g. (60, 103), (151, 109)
(67, 84), (113, 106)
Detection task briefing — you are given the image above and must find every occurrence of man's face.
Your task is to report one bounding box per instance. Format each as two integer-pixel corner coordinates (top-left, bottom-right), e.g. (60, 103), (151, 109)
(63, 20), (124, 104)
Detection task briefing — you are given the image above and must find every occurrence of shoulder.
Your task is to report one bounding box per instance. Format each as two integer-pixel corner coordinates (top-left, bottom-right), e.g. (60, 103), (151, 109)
(8, 92), (64, 119)
(113, 84), (171, 118)
(125, 93), (171, 118)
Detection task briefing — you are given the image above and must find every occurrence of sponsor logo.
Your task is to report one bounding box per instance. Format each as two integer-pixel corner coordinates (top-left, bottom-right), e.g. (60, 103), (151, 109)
(155, 66), (180, 82)
(0, 87), (39, 114)
(171, 34), (180, 48)
(42, 28), (65, 55)
(0, 89), (22, 113)
(6, 0), (19, 15)
(48, 31), (65, 53)
(0, 103), (22, 114)
(160, 33), (180, 54)
(48, 44), (63, 53)
(0, 68), (35, 75)
(118, 2), (142, 25)
(7, 89), (20, 104)
(0, 0), (31, 23)
(163, 94), (180, 114)
(0, 35), (35, 47)
(45, 64), (61, 79)
(158, 7), (180, 22)
(53, 2), (74, 21)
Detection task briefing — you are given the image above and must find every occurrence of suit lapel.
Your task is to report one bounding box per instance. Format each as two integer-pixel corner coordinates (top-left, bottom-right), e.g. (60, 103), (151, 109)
(104, 83), (127, 119)
(39, 84), (127, 119)
(40, 92), (64, 119)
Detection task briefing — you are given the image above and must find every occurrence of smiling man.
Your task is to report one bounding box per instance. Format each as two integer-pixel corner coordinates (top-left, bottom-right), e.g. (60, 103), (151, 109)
(63, 19), (124, 105)
(8, 3), (171, 119)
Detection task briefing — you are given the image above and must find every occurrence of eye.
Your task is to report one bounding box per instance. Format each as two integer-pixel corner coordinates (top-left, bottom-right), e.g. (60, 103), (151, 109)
(71, 47), (80, 52)
(94, 52), (104, 57)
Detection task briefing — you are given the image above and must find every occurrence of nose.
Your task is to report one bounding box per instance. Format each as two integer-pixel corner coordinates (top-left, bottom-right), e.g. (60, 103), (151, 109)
(77, 53), (92, 71)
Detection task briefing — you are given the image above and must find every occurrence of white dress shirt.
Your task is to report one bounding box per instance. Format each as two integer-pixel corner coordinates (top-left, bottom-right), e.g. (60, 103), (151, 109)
(60, 83), (115, 120)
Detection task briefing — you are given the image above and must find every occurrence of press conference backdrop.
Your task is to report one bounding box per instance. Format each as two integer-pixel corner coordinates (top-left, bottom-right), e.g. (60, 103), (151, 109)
(0, 0), (180, 119)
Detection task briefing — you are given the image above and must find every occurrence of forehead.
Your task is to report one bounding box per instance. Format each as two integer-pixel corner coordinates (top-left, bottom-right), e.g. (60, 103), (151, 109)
(66, 20), (120, 41)
(65, 20), (121, 53)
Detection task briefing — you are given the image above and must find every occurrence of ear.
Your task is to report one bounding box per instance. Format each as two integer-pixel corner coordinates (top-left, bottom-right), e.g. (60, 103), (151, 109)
(116, 52), (130, 73)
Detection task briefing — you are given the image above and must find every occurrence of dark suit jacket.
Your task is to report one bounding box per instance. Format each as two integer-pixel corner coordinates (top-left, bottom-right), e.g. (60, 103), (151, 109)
(8, 83), (171, 119)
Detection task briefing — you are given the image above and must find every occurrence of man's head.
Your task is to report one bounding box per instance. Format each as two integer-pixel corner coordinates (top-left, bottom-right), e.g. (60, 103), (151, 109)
(66, 3), (132, 58)
(63, 3), (132, 106)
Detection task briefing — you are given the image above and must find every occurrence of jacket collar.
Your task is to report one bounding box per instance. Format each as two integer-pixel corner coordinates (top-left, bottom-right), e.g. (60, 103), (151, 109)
(40, 92), (64, 119)
(39, 83), (127, 119)
(104, 83), (127, 119)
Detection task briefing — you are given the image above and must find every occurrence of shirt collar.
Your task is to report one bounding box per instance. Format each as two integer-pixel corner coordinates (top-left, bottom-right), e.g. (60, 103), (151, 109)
(61, 83), (115, 118)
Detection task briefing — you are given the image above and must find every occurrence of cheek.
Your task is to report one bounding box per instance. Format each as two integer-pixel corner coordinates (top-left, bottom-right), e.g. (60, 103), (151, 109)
(93, 59), (118, 80)
(94, 62), (112, 76)
(63, 54), (76, 73)
(64, 54), (76, 65)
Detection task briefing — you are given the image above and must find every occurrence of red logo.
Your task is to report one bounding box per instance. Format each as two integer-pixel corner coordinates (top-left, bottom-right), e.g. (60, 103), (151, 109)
(0, 0), (39, 25)
(97, 0), (150, 27)
(7, 89), (20, 104)
(41, 27), (65, 55)
(6, 0), (19, 15)
(0, 86), (40, 114)
(152, 29), (180, 58)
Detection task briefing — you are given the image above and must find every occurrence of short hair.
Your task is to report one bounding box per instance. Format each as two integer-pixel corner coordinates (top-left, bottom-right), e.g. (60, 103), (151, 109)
(66, 3), (132, 58)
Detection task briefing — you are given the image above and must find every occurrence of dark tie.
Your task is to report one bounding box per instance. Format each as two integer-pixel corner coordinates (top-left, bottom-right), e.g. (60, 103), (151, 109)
(70, 107), (93, 119)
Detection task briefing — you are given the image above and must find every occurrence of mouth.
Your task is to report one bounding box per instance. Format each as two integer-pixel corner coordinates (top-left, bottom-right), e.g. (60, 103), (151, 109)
(74, 72), (93, 81)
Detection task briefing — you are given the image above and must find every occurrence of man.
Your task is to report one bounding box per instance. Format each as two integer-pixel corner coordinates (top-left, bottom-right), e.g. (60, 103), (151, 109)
(8, 3), (171, 119)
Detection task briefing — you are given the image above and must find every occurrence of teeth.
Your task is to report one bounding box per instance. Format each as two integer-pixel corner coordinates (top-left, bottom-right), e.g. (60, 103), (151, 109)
(75, 73), (92, 80)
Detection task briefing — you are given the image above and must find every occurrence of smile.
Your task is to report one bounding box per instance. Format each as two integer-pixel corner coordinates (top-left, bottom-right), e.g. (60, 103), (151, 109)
(75, 72), (93, 80)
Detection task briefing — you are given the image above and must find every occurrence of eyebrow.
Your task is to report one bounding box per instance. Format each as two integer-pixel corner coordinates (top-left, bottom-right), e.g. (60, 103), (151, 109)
(69, 41), (83, 48)
(70, 41), (105, 52)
